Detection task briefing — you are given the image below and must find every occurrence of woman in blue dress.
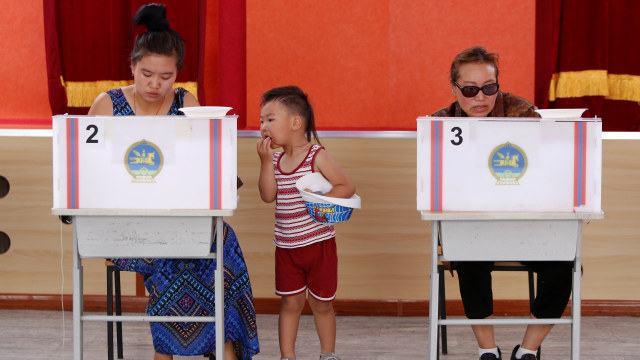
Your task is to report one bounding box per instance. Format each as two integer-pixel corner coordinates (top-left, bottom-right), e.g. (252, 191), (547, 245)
(88, 4), (259, 359)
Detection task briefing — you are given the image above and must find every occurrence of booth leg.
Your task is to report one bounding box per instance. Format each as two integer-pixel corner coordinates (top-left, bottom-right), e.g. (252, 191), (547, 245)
(107, 266), (114, 360)
(428, 221), (440, 360)
(115, 269), (123, 359)
(571, 222), (582, 360)
(73, 220), (84, 360)
(215, 217), (225, 359)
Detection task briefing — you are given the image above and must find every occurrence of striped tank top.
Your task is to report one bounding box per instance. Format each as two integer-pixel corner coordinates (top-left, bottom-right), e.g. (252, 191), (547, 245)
(273, 145), (336, 248)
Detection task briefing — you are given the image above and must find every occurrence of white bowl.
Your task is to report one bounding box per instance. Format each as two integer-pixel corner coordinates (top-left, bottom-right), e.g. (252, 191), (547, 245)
(295, 173), (362, 209)
(179, 106), (232, 117)
(534, 108), (587, 118)
(296, 174), (362, 224)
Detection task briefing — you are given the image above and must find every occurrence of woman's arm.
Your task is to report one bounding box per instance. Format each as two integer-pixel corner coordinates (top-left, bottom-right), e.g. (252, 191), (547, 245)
(183, 91), (200, 107)
(313, 149), (355, 198)
(87, 92), (113, 115)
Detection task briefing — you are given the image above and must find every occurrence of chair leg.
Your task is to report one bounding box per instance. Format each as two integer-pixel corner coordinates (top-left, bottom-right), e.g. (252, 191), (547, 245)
(528, 269), (542, 357)
(114, 268), (124, 359)
(107, 266), (114, 360)
(438, 265), (448, 356)
(527, 270), (535, 313)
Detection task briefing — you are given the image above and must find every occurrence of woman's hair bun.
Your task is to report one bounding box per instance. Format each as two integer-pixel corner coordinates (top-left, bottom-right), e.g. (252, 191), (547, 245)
(133, 3), (170, 32)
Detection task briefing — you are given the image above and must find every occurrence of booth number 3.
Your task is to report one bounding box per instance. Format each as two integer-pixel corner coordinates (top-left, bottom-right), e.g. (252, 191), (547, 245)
(447, 123), (468, 148)
(450, 126), (463, 145)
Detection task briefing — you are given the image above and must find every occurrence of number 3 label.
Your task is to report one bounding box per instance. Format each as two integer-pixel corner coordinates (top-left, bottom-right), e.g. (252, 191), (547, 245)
(446, 122), (469, 149)
(450, 126), (463, 145)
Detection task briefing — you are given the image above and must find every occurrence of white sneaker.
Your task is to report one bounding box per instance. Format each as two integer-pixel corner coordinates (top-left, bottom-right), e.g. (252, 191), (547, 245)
(320, 352), (341, 360)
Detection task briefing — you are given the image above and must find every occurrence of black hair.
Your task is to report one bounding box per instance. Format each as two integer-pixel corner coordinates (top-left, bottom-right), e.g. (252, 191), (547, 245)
(261, 86), (320, 144)
(450, 46), (499, 85)
(131, 3), (185, 71)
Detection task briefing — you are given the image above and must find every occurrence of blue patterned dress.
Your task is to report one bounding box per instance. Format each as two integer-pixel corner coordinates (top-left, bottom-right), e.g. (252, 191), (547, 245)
(106, 87), (187, 116)
(109, 88), (259, 358)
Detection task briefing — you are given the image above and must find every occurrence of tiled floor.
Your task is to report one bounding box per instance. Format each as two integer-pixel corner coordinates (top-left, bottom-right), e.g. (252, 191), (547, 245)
(1, 310), (638, 359)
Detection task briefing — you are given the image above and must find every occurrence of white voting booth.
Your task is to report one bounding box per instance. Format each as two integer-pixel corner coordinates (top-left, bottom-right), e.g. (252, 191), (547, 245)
(51, 114), (237, 360)
(417, 115), (603, 359)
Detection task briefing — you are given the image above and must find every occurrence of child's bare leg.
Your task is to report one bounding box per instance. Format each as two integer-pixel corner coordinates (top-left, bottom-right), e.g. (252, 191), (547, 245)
(308, 296), (336, 354)
(154, 352), (172, 360)
(279, 292), (306, 359)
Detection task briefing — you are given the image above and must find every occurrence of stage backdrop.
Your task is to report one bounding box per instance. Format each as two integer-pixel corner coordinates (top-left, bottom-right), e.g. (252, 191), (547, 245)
(535, 0), (640, 131)
(43, 0), (202, 115)
(3, 1), (535, 131)
(5, 1), (640, 131)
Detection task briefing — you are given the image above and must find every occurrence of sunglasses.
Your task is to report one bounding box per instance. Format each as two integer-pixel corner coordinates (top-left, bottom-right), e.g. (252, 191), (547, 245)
(454, 82), (499, 97)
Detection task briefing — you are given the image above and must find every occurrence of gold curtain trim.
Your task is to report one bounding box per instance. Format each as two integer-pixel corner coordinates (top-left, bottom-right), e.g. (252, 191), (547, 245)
(63, 79), (198, 107)
(606, 74), (640, 103)
(548, 70), (640, 103)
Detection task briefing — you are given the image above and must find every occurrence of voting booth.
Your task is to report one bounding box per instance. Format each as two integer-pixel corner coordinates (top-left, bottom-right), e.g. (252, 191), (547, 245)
(417, 115), (603, 359)
(51, 114), (237, 360)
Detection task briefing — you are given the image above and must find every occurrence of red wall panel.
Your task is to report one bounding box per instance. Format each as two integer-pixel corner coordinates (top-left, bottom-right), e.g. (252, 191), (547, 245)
(247, 0), (536, 129)
(0, 1), (51, 121)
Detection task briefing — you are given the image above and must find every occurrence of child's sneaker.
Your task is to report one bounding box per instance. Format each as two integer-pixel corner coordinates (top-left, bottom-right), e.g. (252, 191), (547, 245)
(510, 345), (540, 360)
(320, 352), (341, 360)
(480, 347), (502, 360)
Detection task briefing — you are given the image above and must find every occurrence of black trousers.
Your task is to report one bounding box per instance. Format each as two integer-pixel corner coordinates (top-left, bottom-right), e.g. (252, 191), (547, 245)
(456, 261), (574, 319)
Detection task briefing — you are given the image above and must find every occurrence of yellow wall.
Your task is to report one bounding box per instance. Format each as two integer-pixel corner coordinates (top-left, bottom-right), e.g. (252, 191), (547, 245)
(1, 136), (638, 302)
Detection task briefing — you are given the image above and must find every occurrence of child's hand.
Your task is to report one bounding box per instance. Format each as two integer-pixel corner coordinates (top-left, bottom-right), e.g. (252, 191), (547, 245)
(304, 187), (324, 195)
(256, 136), (274, 162)
(257, 135), (277, 203)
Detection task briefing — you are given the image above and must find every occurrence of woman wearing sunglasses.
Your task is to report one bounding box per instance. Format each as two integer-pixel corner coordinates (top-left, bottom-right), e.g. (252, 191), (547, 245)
(432, 46), (573, 360)
(432, 46), (539, 118)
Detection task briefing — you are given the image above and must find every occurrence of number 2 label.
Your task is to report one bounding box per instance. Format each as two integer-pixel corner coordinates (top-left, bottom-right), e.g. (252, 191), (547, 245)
(86, 125), (99, 143)
(79, 118), (105, 148)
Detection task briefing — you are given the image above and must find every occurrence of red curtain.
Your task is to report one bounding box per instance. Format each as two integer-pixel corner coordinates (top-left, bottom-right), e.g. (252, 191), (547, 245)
(218, 0), (246, 128)
(535, 0), (640, 131)
(44, 0), (203, 115)
(43, 0), (67, 116)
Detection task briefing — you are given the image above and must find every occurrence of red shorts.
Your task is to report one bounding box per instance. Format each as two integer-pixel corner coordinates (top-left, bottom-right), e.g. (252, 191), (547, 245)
(275, 238), (338, 302)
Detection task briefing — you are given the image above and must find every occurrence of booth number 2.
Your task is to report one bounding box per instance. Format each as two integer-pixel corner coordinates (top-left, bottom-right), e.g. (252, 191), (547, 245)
(86, 125), (99, 143)
(80, 120), (105, 148)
